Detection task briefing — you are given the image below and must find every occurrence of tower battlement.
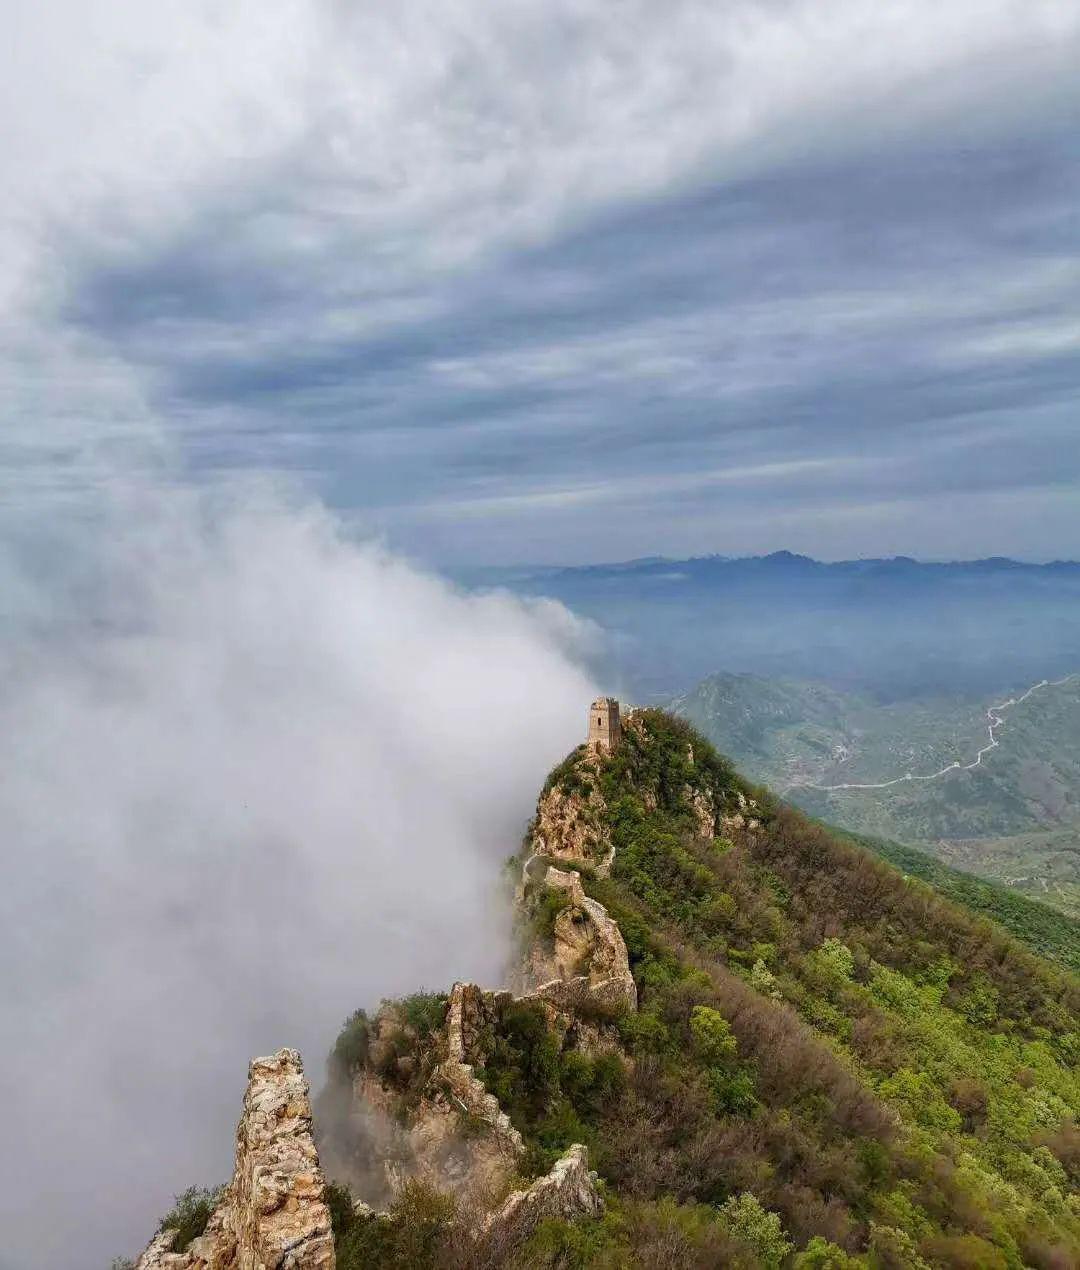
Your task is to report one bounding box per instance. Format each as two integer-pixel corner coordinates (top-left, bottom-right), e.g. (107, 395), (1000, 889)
(587, 697), (621, 753)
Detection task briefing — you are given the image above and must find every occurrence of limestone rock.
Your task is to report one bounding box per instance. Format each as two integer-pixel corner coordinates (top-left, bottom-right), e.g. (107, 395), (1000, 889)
(532, 761), (614, 876)
(720, 789), (762, 834)
(684, 783), (717, 838)
(135, 1228), (189, 1270)
(230, 1049), (334, 1270)
(533, 866), (636, 1012)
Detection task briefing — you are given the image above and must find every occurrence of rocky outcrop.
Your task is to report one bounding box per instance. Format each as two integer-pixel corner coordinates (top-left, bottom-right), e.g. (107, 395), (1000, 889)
(330, 988), (526, 1207)
(720, 789), (762, 834)
(135, 1049), (334, 1270)
(438, 985), (526, 1159)
(480, 1145), (603, 1259)
(530, 866), (636, 1012)
(532, 758), (614, 875)
(231, 1050), (335, 1269)
(335, 730), (635, 1229)
(685, 783), (717, 838)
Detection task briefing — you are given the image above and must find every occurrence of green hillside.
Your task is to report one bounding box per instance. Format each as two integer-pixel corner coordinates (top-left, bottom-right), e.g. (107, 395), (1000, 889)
(674, 672), (1080, 917)
(326, 711), (1080, 1269)
(835, 830), (1080, 974)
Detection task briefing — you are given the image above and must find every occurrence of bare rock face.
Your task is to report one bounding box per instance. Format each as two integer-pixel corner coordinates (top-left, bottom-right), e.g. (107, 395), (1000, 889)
(684, 783), (717, 838)
(532, 759), (614, 876)
(231, 1050), (335, 1270)
(135, 1049), (334, 1270)
(720, 789), (762, 834)
(532, 865), (636, 1012)
(481, 1144), (603, 1259)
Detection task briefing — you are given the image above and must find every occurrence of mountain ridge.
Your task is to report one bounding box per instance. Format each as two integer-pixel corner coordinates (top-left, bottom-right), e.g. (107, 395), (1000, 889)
(126, 706), (1080, 1269)
(313, 709), (1079, 1267)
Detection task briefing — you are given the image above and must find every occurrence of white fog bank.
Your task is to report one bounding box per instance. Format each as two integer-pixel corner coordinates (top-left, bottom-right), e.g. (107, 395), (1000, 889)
(0, 489), (597, 1270)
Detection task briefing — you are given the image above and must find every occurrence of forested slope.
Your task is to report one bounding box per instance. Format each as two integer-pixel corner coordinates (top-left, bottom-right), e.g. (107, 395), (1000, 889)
(323, 710), (1080, 1268)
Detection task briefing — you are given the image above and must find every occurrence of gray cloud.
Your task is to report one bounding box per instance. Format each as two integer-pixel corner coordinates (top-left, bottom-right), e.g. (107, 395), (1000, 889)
(3, 2), (1079, 563)
(49, 132), (1080, 562)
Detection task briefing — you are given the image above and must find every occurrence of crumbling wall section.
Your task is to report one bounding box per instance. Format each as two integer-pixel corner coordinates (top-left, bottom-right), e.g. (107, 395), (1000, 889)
(135, 1049), (334, 1270)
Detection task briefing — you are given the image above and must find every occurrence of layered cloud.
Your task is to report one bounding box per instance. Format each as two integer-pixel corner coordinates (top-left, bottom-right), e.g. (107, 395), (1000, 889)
(3, 1), (1080, 560)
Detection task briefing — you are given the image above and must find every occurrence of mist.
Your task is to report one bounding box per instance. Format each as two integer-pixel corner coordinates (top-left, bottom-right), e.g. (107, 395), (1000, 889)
(0, 487), (596, 1270)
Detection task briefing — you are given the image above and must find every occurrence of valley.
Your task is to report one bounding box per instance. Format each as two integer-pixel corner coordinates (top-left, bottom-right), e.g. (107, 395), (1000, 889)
(675, 670), (1080, 917)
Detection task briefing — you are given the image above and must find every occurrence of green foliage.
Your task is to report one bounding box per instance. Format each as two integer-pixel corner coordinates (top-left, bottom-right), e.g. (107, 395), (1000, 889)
(689, 1004), (738, 1064)
(720, 1192), (794, 1269)
(512, 1215), (619, 1269)
(706, 1065), (759, 1115)
(582, 711), (1080, 1263)
(957, 974), (999, 1026)
(476, 999), (561, 1132)
(861, 833), (1080, 972)
(474, 998), (627, 1175)
(810, 938), (856, 987)
(749, 957), (782, 999)
(793, 1236), (867, 1268)
(325, 1181), (356, 1240)
(513, 1196), (744, 1269)
(353, 991), (451, 1110)
(333, 1180), (457, 1270)
(544, 746), (595, 798)
(866, 1222), (931, 1269)
(530, 886), (572, 945)
(157, 1185), (223, 1254)
(331, 1009), (371, 1075)
(398, 991), (449, 1036)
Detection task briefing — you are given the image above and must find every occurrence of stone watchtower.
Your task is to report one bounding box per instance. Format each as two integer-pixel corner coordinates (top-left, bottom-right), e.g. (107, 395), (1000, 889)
(588, 697), (621, 753)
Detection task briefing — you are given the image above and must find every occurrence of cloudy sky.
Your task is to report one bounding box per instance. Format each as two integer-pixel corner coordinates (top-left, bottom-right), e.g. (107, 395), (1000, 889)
(4, 0), (1080, 565)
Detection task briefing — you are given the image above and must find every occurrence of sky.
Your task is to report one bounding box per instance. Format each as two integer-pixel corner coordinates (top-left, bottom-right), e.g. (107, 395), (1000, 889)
(3, 1), (1080, 567)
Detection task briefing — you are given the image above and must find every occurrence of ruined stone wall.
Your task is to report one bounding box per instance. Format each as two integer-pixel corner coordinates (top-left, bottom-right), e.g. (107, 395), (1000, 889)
(135, 1049), (334, 1270)
(526, 865), (636, 1012)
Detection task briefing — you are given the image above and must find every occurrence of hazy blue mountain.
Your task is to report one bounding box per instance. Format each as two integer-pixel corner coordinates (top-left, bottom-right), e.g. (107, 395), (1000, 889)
(460, 552), (1080, 702)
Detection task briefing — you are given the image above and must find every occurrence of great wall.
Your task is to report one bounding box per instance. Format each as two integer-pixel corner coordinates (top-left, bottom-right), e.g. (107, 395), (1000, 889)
(134, 699), (639, 1269)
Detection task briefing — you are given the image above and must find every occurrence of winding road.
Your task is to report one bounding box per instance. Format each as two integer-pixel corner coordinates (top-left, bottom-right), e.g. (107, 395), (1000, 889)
(790, 672), (1080, 794)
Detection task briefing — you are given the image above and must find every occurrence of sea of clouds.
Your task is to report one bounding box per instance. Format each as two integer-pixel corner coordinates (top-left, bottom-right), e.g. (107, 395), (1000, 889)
(0, 483), (597, 1267)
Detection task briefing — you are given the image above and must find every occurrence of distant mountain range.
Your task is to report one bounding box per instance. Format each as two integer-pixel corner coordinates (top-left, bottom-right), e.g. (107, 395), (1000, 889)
(461, 552), (1080, 701)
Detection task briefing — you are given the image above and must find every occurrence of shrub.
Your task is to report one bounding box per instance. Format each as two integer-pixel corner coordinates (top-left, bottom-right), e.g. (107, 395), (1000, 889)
(707, 1067), (759, 1116)
(399, 992), (448, 1037)
(749, 958), (783, 1000)
(721, 1192), (794, 1269)
(531, 887), (572, 945)
(331, 1010), (371, 1075)
(793, 1236), (867, 1268)
(157, 1185), (223, 1254)
(334, 1180), (458, 1270)
(689, 1005), (738, 1065)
